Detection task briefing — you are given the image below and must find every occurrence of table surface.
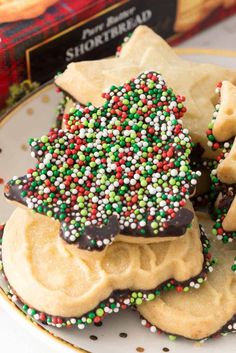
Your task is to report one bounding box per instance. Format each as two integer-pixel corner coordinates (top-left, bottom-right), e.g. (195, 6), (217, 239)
(0, 13), (236, 353)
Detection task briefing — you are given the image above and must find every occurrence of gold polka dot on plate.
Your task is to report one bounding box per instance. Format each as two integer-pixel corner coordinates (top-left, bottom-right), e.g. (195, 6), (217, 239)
(26, 108), (34, 115)
(20, 144), (28, 151)
(42, 95), (50, 103)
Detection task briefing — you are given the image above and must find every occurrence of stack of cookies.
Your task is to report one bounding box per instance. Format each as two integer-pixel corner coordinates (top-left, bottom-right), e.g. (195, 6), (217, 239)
(1, 26), (236, 341)
(138, 79), (236, 341)
(207, 80), (236, 243)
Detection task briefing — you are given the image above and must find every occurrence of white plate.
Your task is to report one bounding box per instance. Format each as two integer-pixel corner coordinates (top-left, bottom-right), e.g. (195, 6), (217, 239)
(0, 49), (236, 353)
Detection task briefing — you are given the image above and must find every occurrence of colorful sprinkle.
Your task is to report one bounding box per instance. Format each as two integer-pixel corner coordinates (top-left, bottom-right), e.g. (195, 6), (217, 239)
(0, 226), (211, 330)
(206, 82), (236, 243)
(206, 82), (233, 152)
(140, 315), (236, 341)
(231, 258), (236, 273)
(6, 72), (199, 251)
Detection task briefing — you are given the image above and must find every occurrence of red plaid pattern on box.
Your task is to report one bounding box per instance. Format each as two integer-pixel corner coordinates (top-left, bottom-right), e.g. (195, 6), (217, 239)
(0, 0), (117, 108)
(0, 0), (236, 110)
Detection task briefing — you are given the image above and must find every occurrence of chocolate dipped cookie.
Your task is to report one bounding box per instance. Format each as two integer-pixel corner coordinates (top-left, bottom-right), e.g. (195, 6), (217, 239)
(138, 213), (236, 341)
(5, 72), (199, 251)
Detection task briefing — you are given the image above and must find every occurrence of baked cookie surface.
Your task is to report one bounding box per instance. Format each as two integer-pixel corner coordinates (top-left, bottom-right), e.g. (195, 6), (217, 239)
(207, 81), (236, 242)
(138, 213), (236, 340)
(2, 207), (209, 324)
(56, 26), (236, 158)
(5, 72), (199, 251)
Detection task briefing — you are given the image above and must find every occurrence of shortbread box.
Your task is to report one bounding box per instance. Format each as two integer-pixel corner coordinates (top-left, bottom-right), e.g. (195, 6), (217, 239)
(0, 0), (236, 111)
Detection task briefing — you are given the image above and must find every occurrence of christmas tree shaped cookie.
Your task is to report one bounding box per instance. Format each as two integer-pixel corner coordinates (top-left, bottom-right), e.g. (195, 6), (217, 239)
(5, 72), (199, 251)
(56, 26), (236, 158)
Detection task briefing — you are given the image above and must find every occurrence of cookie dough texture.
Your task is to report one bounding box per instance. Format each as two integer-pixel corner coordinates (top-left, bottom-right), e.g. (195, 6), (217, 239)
(138, 213), (236, 340)
(0, 0), (58, 23)
(56, 26), (236, 158)
(2, 207), (204, 318)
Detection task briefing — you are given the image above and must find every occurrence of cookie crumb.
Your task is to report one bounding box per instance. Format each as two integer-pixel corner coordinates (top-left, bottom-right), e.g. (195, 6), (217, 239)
(136, 347), (144, 352)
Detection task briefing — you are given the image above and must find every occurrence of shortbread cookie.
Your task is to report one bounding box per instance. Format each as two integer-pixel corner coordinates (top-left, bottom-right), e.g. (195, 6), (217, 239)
(1, 207), (210, 328)
(207, 81), (236, 242)
(174, 0), (221, 33)
(217, 138), (236, 185)
(208, 162), (236, 242)
(207, 81), (236, 144)
(138, 213), (236, 341)
(207, 81), (236, 183)
(210, 182), (236, 243)
(223, 0), (236, 8)
(56, 26), (236, 158)
(5, 72), (199, 251)
(60, 102), (208, 201)
(0, 0), (58, 23)
(210, 185), (236, 243)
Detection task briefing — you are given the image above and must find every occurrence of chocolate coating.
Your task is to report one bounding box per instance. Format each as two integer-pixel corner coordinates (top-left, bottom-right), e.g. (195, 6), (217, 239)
(5, 182), (193, 250)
